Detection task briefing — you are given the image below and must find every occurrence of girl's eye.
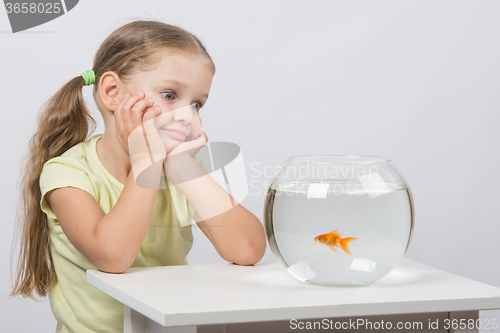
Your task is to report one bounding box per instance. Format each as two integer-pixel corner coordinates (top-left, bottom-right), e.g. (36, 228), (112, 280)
(161, 91), (175, 101)
(191, 102), (202, 113)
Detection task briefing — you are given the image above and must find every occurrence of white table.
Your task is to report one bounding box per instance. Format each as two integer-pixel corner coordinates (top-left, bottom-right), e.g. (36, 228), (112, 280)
(87, 259), (500, 333)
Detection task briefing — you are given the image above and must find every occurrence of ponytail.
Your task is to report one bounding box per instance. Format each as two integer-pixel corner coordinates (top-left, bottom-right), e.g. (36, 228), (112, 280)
(11, 75), (96, 298)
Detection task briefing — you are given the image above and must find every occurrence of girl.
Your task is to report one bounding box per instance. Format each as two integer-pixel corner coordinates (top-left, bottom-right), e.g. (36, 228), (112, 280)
(12, 20), (267, 333)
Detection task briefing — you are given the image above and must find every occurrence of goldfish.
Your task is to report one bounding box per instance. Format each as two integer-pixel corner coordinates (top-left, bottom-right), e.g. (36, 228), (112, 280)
(314, 229), (357, 256)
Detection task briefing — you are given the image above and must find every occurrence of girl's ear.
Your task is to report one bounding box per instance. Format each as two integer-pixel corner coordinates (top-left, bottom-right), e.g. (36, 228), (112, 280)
(98, 71), (125, 112)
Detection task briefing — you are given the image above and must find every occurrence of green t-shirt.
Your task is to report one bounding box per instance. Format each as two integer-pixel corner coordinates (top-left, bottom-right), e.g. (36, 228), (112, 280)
(39, 134), (200, 333)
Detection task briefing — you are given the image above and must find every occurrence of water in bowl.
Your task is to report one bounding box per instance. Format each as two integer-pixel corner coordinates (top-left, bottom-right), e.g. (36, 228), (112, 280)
(265, 181), (413, 285)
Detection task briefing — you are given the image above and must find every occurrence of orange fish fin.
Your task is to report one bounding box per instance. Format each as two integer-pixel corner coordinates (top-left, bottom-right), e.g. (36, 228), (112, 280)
(330, 229), (341, 237)
(340, 237), (358, 256)
(330, 247), (339, 253)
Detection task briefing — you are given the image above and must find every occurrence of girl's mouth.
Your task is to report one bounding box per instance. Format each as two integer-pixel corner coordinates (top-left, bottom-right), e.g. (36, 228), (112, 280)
(160, 128), (187, 141)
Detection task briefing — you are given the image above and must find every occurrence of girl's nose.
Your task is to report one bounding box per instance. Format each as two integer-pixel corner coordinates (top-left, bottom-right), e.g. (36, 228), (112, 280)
(172, 104), (195, 123)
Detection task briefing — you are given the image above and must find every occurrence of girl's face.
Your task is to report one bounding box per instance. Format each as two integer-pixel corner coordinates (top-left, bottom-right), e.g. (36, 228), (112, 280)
(122, 51), (214, 153)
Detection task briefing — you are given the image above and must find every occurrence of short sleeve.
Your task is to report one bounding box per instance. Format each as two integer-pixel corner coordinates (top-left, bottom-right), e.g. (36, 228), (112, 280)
(39, 160), (96, 220)
(187, 156), (209, 219)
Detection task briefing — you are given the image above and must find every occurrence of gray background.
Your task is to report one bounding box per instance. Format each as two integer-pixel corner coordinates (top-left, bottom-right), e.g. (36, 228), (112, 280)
(1, 0), (499, 331)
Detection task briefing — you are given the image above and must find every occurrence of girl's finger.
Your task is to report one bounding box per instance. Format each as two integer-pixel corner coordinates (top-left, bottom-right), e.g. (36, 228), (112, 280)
(119, 92), (145, 128)
(120, 91), (144, 112)
(143, 108), (166, 158)
(193, 130), (208, 146)
(154, 110), (172, 129)
(130, 98), (154, 128)
(143, 107), (161, 123)
(114, 93), (130, 132)
(142, 108), (159, 137)
(143, 110), (153, 123)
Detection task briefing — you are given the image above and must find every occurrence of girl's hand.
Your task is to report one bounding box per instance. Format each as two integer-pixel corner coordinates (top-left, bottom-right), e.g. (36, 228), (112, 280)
(162, 130), (207, 184)
(166, 130), (208, 159)
(114, 91), (166, 167)
(148, 104), (207, 162)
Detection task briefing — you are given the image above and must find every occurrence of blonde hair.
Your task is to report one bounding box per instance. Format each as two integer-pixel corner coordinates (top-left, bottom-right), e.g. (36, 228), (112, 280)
(11, 19), (215, 299)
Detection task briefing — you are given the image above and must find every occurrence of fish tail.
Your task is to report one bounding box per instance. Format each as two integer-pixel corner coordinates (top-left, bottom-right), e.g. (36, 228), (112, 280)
(340, 237), (358, 256)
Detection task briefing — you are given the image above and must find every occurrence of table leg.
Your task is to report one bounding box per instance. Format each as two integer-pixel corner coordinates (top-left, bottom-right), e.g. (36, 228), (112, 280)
(147, 319), (197, 333)
(448, 311), (479, 333)
(124, 305), (146, 333)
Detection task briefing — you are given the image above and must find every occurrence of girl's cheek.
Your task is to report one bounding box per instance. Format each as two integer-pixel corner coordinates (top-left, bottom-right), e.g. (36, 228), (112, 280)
(154, 111), (174, 129)
(189, 117), (202, 140)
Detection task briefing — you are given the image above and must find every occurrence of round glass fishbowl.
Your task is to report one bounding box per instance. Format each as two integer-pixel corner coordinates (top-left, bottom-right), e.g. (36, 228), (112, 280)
(264, 155), (414, 286)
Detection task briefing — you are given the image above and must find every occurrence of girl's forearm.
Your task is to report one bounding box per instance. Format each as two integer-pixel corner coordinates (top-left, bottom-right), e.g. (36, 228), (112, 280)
(94, 160), (163, 273)
(164, 153), (267, 264)
(194, 206), (267, 265)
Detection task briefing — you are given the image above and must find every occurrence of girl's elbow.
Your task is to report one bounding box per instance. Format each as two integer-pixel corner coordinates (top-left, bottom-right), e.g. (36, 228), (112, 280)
(97, 265), (127, 274)
(237, 253), (264, 266)
(92, 248), (135, 274)
(233, 240), (267, 266)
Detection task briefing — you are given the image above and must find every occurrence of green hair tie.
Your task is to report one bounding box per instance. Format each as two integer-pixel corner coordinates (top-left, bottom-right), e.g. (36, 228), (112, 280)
(81, 69), (95, 86)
